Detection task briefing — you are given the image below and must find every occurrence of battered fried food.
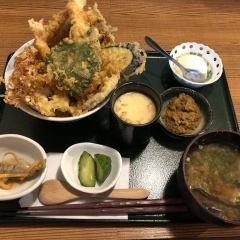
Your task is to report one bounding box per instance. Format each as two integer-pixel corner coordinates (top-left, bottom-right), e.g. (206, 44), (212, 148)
(2, 0), (147, 117)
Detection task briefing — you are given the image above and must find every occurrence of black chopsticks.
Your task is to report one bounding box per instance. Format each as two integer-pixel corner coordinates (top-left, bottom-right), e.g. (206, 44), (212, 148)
(0, 198), (188, 217)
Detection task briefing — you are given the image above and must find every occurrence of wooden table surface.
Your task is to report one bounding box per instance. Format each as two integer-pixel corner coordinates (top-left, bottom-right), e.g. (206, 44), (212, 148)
(1, 0), (240, 239)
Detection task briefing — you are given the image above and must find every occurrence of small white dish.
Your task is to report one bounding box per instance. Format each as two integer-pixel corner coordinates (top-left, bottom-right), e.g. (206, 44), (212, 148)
(169, 42), (223, 88)
(4, 40), (109, 122)
(61, 143), (122, 194)
(0, 134), (47, 201)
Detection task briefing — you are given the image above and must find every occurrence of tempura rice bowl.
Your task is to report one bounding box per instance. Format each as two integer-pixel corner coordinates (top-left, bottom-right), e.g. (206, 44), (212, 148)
(4, 40), (109, 122)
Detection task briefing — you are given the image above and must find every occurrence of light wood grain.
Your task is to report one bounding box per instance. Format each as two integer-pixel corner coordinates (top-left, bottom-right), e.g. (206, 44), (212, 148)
(1, 0), (240, 238)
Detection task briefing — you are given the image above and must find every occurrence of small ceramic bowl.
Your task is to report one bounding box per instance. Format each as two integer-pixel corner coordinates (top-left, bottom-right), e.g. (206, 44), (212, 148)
(109, 82), (162, 145)
(169, 42), (223, 88)
(61, 142), (122, 194)
(0, 134), (47, 201)
(159, 87), (213, 139)
(178, 130), (240, 226)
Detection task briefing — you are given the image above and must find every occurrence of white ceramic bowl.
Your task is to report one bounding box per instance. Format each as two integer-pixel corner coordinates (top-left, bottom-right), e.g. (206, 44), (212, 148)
(4, 40), (109, 122)
(169, 42), (223, 88)
(0, 134), (47, 201)
(61, 142), (122, 194)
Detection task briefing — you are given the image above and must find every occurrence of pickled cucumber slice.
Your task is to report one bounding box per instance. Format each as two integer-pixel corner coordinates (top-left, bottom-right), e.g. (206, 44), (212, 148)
(94, 154), (112, 184)
(78, 151), (96, 187)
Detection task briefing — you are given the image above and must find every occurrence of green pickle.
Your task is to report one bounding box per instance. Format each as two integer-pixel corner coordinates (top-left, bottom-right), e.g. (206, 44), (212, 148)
(78, 151), (96, 187)
(94, 154), (112, 184)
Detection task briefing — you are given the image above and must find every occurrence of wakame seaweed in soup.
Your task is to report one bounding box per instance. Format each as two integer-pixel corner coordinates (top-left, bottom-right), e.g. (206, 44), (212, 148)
(185, 142), (240, 221)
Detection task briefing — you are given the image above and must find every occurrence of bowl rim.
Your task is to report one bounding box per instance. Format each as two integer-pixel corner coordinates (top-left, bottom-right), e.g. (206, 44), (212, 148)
(180, 129), (240, 225)
(158, 87), (213, 139)
(169, 42), (223, 87)
(0, 134), (47, 201)
(60, 142), (122, 194)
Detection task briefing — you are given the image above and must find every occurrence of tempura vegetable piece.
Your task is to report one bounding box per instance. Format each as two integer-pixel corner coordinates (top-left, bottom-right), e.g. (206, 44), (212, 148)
(46, 29), (102, 97)
(101, 42), (147, 78)
(101, 47), (133, 75)
(82, 73), (119, 111)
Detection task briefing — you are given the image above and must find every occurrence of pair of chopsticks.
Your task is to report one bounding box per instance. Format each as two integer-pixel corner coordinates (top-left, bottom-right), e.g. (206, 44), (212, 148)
(0, 198), (188, 217)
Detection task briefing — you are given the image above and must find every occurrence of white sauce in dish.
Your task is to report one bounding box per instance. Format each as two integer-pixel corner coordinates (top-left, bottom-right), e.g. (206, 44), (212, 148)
(114, 92), (156, 125)
(173, 54), (207, 78)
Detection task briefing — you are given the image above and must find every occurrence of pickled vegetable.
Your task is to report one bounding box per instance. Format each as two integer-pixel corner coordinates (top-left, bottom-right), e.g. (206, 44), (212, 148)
(94, 154), (112, 184)
(78, 151), (96, 187)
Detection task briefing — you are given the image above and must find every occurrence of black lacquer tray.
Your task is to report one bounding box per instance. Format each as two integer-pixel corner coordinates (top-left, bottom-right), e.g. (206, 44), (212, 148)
(0, 52), (238, 223)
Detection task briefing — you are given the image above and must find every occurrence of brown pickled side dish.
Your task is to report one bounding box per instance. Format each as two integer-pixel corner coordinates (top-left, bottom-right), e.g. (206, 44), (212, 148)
(162, 93), (202, 134)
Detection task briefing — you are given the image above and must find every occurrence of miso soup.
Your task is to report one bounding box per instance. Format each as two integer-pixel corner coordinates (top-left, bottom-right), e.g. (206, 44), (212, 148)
(185, 142), (240, 221)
